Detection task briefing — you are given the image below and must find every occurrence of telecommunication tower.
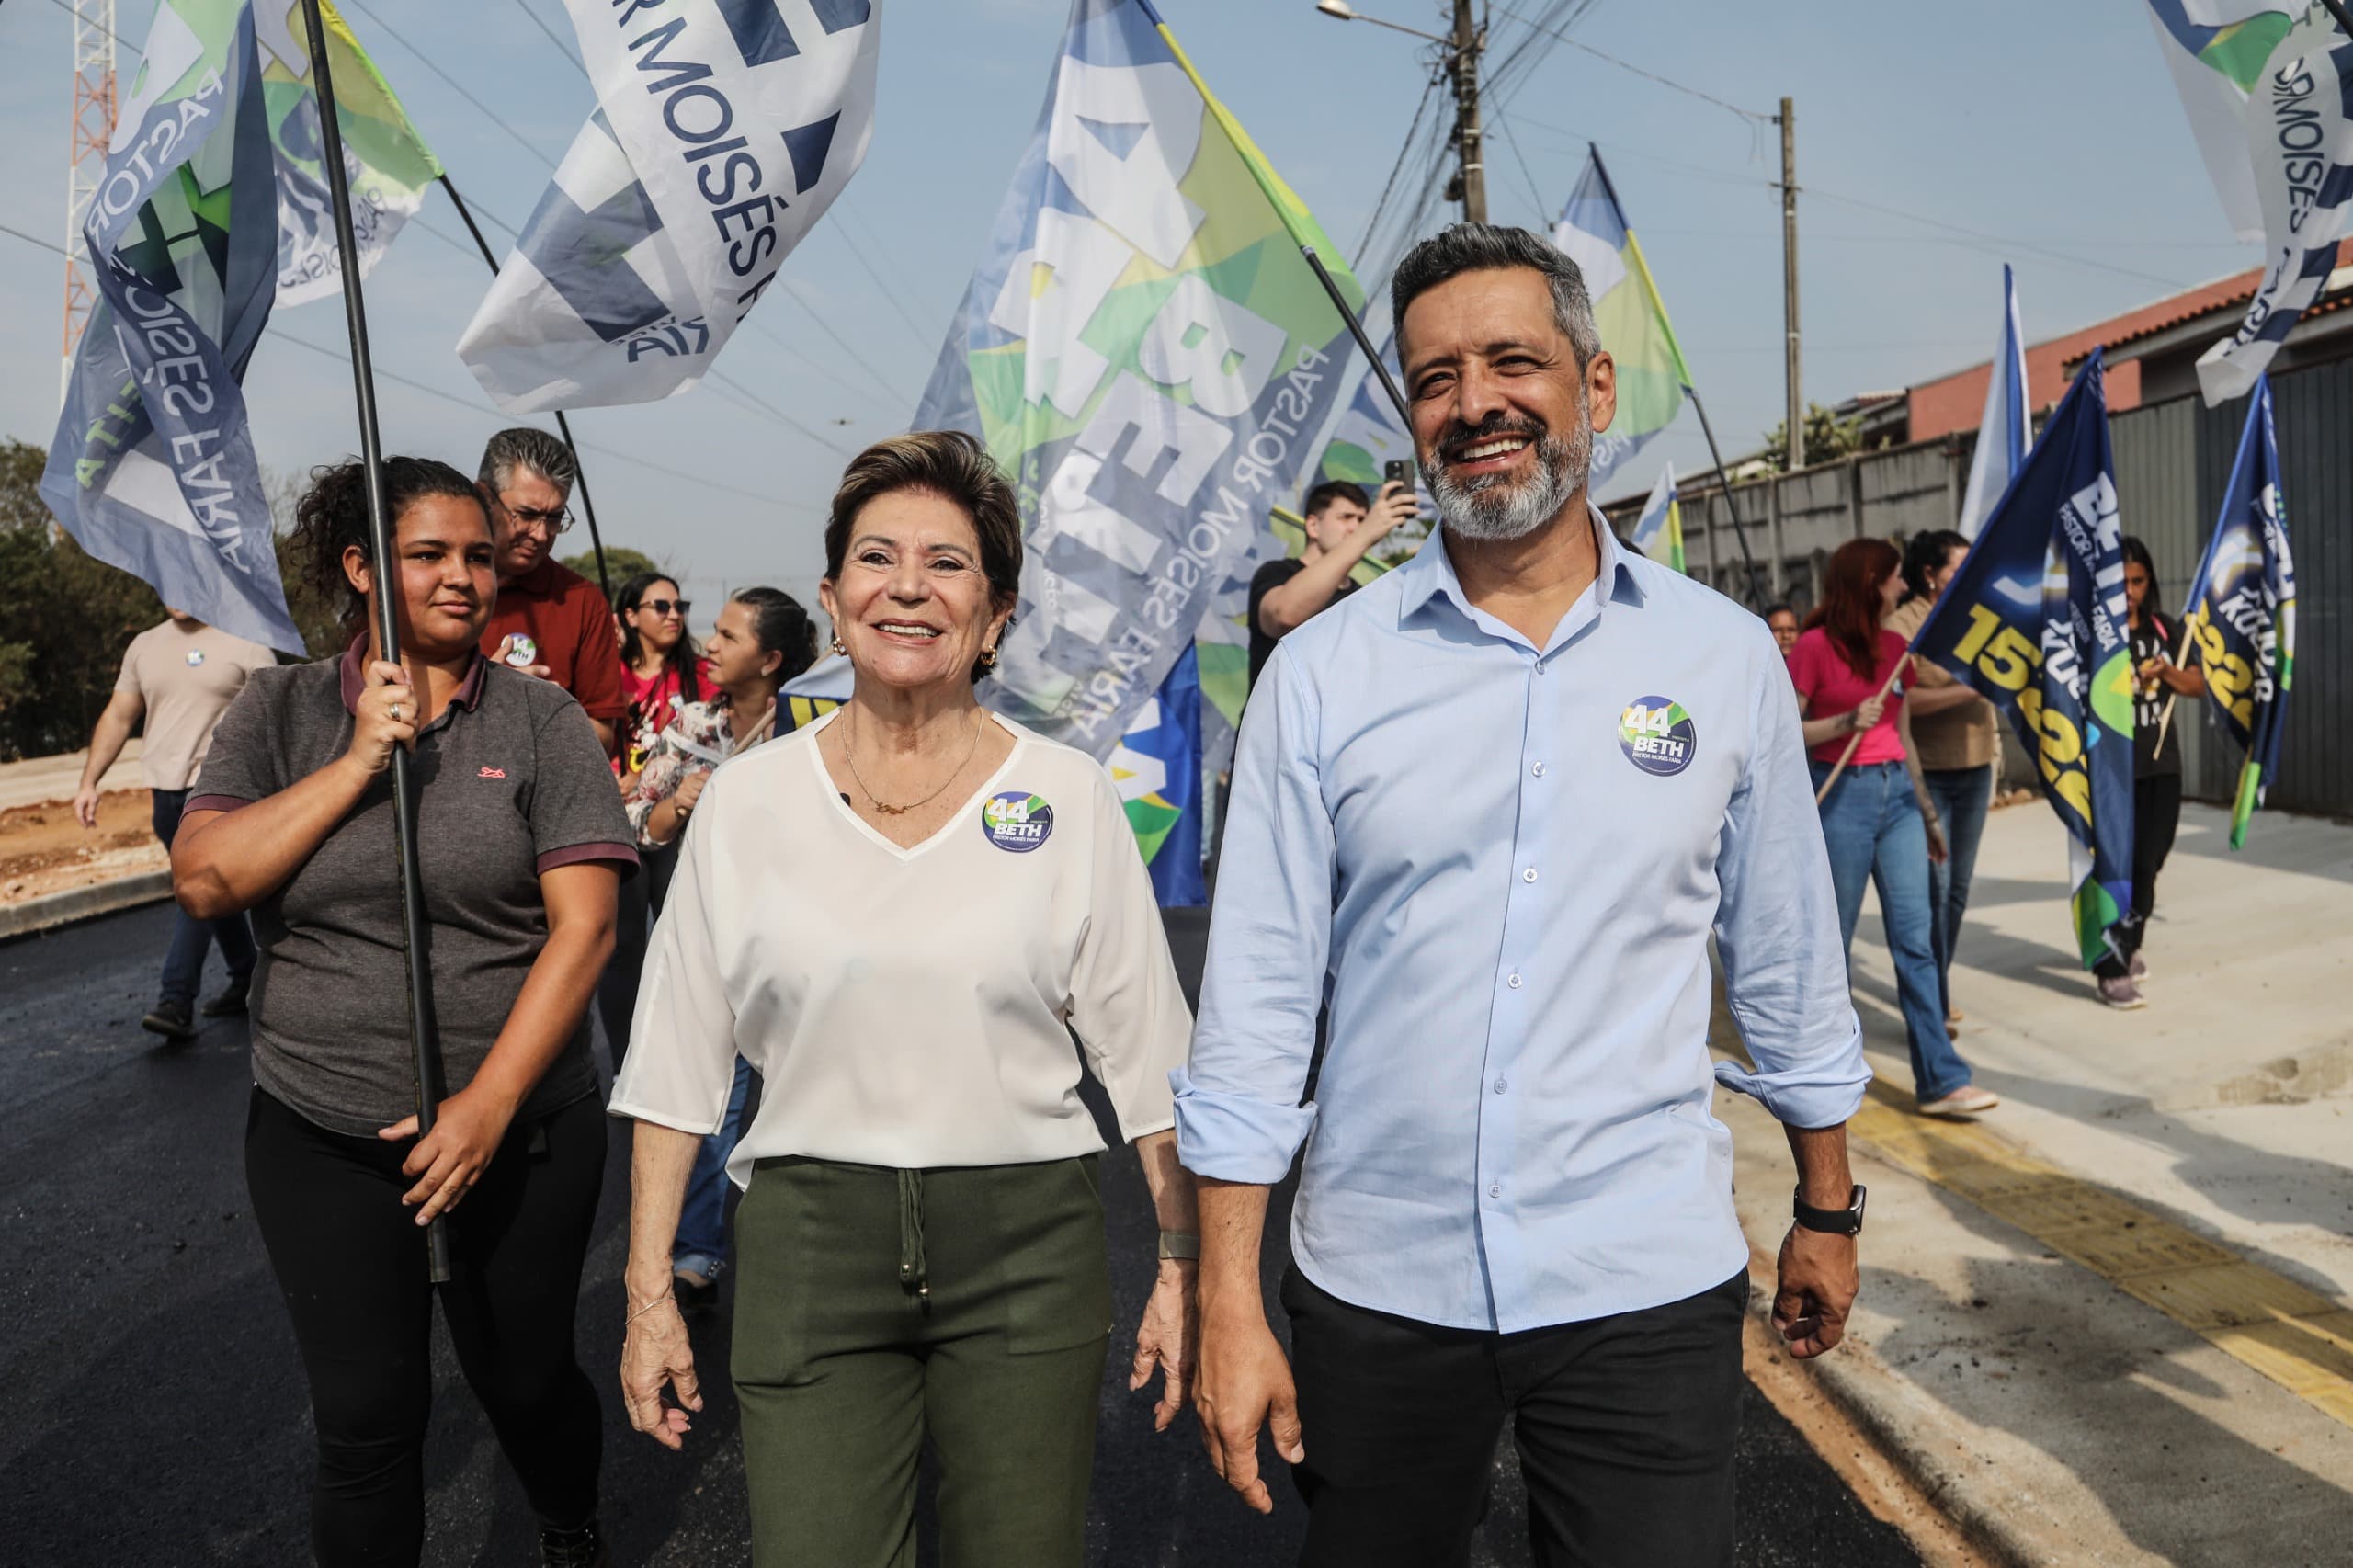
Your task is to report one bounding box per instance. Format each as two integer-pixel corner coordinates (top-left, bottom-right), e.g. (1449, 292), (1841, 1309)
(63, 0), (119, 397)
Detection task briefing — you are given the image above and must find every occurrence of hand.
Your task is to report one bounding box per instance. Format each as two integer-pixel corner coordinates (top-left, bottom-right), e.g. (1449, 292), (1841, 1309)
(494, 635), (553, 681)
(1194, 1306), (1305, 1515)
(620, 1290), (704, 1450)
(1773, 1224), (1859, 1358)
(673, 768), (710, 817)
(1849, 694), (1886, 732)
(345, 660), (418, 777)
(376, 1084), (517, 1226)
(1926, 818), (1949, 865)
(72, 784), (100, 831)
(1364, 480), (1418, 542)
(1129, 1259), (1198, 1432)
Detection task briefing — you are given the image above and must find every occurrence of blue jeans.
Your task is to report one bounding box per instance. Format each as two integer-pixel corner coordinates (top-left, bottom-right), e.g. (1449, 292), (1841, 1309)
(152, 788), (256, 1006)
(1811, 762), (1972, 1102)
(1921, 764), (1994, 1018)
(674, 1056), (754, 1276)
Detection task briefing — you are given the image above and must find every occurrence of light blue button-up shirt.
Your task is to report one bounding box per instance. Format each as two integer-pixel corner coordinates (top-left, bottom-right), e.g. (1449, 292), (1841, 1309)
(1175, 507), (1870, 1333)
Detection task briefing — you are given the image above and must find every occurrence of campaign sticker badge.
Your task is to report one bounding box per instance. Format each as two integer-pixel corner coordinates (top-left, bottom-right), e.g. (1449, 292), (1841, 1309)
(981, 791), (1053, 853)
(1618, 696), (1698, 777)
(185, 650), (206, 667)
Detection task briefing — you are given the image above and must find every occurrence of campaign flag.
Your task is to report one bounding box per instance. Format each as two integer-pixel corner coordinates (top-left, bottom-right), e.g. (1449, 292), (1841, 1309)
(2194, 8), (2353, 404)
(2141, 3), (2298, 241)
(1631, 462), (1685, 573)
(40, 2), (301, 653)
(1912, 353), (2135, 971)
(256, 1), (442, 308)
(1110, 643), (1206, 905)
(459, 0), (882, 412)
(1551, 145), (1693, 495)
(1958, 266), (2030, 541)
(2181, 375), (2297, 846)
(915, 0), (1365, 756)
(1315, 319), (1415, 487)
(778, 652), (852, 733)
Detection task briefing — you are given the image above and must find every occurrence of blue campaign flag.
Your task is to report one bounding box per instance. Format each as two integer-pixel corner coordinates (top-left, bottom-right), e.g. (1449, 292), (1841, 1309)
(1913, 352), (2135, 970)
(40, 4), (301, 653)
(2181, 375), (2296, 848)
(1110, 642), (1205, 907)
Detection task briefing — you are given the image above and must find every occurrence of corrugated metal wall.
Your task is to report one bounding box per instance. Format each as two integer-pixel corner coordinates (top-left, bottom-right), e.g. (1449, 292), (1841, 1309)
(1610, 363), (2343, 815)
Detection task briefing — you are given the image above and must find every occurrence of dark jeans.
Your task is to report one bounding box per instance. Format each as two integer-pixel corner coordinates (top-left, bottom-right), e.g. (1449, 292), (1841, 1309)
(151, 787), (255, 1005)
(596, 841), (676, 1074)
(1920, 763), (1995, 1017)
(2097, 773), (2183, 979)
(244, 1087), (606, 1567)
(1283, 1267), (1750, 1568)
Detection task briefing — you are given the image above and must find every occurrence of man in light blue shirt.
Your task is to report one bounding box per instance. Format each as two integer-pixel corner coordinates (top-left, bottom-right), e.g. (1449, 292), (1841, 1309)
(1176, 225), (1872, 1568)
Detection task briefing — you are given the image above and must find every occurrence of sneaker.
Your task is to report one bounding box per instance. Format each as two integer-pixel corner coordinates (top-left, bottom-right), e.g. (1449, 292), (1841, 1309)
(1917, 1085), (2001, 1118)
(200, 973), (251, 1017)
(539, 1518), (608, 1568)
(2128, 952), (2148, 983)
(141, 999), (198, 1041)
(2097, 975), (2147, 1010)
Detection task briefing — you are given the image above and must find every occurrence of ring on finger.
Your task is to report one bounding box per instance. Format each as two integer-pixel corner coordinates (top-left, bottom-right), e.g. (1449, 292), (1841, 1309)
(387, 702), (404, 722)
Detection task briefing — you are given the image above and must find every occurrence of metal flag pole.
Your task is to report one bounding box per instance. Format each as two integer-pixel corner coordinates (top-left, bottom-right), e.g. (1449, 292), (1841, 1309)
(434, 176), (612, 605)
(300, 0), (451, 1283)
(1301, 244), (1412, 430)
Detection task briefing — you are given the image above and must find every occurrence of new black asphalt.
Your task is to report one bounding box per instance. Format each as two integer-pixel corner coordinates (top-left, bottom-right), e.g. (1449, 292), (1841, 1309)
(0, 903), (1920, 1566)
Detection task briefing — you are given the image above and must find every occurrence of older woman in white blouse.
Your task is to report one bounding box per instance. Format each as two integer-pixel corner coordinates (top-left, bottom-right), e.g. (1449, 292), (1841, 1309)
(613, 430), (1198, 1567)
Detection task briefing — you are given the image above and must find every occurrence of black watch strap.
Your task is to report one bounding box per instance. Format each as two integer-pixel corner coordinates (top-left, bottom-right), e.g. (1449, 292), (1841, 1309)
(1792, 1184), (1867, 1236)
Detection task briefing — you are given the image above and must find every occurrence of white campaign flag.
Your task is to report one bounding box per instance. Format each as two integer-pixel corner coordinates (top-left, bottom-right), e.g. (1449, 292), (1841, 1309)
(2196, 8), (2353, 405)
(2141, 3), (2301, 242)
(458, 0), (882, 412)
(1958, 265), (2030, 540)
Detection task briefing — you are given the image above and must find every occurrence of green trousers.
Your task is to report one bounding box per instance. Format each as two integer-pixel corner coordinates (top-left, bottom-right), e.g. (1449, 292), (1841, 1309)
(732, 1153), (1112, 1568)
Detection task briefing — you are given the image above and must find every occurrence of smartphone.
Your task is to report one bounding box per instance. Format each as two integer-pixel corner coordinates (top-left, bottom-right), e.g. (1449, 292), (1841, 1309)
(1383, 458), (1416, 496)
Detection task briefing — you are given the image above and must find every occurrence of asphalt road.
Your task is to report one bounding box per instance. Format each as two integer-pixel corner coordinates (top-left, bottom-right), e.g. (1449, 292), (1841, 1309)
(0, 903), (1921, 1567)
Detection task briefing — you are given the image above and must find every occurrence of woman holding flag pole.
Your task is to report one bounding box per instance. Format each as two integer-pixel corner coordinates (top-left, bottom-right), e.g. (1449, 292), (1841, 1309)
(1789, 539), (1995, 1118)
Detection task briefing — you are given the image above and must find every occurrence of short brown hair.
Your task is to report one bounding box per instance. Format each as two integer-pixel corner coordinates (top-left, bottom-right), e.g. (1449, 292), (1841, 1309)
(823, 430), (1023, 682)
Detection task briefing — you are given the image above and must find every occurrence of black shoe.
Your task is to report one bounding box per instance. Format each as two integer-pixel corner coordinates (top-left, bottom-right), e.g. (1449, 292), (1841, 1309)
(141, 999), (198, 1041)
(540, 1518), (608, 1568)
(199, 973), (251, 1017)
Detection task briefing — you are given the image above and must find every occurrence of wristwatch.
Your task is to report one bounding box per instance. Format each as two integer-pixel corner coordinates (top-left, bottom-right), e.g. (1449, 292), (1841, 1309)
(1792, 1184), (1868, 1236)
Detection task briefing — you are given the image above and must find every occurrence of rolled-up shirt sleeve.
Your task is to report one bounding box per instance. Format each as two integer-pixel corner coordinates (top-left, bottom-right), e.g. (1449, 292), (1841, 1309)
(1711, 626), (1872, 1126)
(609, 769), (738, 1135)
(1066, 768), (1191, 1142)
(1173, 646), (1331, 1183)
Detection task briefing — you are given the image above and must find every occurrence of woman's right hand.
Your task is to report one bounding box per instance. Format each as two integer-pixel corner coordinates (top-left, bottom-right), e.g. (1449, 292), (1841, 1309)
(672, 768), (710, 817)
(620, 1291), (703, 1450)
(1849, 694), (1887, 732)
(345, 660), (418, 777)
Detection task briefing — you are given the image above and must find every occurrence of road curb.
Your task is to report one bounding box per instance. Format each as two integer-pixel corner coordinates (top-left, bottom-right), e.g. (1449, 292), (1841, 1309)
(0, 871), (174, 942)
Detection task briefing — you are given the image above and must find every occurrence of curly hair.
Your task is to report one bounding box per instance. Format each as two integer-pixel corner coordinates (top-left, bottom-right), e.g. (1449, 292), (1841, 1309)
(288, 456), (491, 631)
(822, 430), (1022, 684)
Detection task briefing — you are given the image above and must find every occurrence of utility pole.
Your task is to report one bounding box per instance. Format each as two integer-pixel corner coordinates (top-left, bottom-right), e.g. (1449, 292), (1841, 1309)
(1779, 96), (1802, 472)
(63, 0), (117, 401)
(1450, 0), (1486, 223)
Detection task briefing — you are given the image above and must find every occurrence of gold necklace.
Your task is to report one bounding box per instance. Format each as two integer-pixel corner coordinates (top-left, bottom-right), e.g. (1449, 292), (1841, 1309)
(843, 708), (983, 816)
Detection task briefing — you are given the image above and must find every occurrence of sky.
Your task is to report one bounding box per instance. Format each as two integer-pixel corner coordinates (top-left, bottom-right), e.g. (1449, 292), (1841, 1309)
(0, 0), (2260, 629)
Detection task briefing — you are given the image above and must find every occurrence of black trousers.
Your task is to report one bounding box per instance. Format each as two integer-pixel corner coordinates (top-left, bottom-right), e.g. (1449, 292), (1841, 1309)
(1284, 1267), (1749, 1568)
(244, 1087), (607, 1567)
(2097, 773), (2183, 978)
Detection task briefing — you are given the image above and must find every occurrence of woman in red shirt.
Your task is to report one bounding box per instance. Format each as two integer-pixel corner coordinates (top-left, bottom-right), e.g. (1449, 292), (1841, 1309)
(1787, 538), (1994, 1118)
(616, 573), (709, 782)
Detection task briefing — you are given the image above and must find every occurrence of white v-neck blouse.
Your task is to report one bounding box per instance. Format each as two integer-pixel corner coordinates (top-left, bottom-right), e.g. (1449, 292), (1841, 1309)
(611, 709), (1192, 1178)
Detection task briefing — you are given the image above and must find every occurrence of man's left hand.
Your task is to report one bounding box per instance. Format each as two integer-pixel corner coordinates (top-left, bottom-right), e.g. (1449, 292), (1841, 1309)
(1772, 1224), (1859, 1358)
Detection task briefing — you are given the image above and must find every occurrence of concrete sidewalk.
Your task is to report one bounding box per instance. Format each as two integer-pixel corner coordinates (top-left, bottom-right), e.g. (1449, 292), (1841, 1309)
(0, 740), (143, 812)
(1720, 799), (2353, 1566)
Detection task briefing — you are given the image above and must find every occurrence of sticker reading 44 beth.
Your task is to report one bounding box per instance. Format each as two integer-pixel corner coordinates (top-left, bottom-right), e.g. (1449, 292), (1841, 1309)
(981, 791), (1054, 854)
(1619, 696), (1698, 777)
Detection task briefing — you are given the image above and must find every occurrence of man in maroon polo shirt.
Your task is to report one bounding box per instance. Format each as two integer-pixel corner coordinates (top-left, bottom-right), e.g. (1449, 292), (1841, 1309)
(475, 427), (627, 754)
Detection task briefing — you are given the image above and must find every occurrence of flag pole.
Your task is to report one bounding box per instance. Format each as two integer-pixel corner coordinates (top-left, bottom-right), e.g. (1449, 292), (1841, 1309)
(434, 176), (612, 605)
(301, 0), (451, 1284)
(1813, 653), (1911, 804)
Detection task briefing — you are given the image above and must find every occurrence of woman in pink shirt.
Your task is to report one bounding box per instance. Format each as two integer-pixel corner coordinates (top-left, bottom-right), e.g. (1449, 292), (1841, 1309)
(1787, 539), (1994, 1118)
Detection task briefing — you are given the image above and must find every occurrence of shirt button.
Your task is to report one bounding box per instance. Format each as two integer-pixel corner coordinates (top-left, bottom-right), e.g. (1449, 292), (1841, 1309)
(1507, 972), (1523, 989)
(1531, 762), (1546, 778)
(1488, 1183), (1503, 1199)
(1522, 867), (1539, 883)
(1493, 1077), (1508, 1094)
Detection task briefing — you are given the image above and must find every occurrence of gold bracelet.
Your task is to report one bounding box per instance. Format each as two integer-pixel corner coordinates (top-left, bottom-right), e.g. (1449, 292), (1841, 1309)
(626, 1291), (676, 1324)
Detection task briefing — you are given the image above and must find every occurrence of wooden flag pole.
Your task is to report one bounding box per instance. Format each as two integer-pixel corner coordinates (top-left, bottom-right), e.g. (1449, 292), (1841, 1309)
(434, 176), (612, 606)
(300, 0), (451, 1283)
(1813, 654), (1911, 805)
(2149, 612), (2203, 757)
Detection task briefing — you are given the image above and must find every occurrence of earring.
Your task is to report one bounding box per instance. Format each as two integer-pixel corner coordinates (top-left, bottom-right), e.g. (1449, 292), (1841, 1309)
(979, 645), (999, 671)
(830, 635), (847, 656)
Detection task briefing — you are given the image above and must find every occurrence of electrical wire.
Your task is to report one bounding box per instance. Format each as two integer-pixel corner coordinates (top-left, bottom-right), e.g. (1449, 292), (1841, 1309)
(1489, 2), (1769, 126)
(506, 0), (584, 73)
(40, 0), (142, 57)
(338, 0), (564, 171)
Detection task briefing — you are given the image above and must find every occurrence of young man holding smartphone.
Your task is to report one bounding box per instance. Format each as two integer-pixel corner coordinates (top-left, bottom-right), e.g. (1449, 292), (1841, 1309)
(1246, 477), (1421, 692)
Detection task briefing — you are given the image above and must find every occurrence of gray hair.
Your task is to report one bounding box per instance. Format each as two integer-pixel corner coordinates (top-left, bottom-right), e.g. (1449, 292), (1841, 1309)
(1391, 223), (1602, 369)
(477, 426), (578, 500)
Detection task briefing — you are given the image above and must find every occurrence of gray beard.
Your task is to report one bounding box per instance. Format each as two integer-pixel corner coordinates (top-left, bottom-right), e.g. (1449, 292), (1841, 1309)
(1427, 403), (1593, 542)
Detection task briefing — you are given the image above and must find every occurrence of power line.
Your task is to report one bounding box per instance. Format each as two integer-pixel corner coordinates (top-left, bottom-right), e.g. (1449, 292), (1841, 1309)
(773, 274), (923, 410)
(1490, 111), (1556, 227)
(40, 0), (141, 57)
(826, 205), (939, 359)
(338, 0), (563, 171)
(506, 0), (584, 72)
(1490, 2), (1770, 126)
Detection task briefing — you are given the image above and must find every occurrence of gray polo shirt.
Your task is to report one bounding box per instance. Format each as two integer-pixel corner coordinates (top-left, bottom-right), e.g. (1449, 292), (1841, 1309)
(189, 641), (637, 1137)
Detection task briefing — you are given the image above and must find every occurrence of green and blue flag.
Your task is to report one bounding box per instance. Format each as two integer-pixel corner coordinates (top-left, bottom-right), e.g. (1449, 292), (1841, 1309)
(1551, 146), (1693, 495)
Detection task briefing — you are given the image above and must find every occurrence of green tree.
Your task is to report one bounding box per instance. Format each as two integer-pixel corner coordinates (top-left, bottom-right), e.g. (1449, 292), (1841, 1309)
(1760, 403), (1881, 473)
(561, 545), (664, 592)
